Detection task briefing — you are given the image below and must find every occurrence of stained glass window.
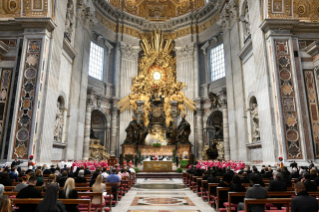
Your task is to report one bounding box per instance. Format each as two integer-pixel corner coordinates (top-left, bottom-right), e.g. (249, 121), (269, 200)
(88, 42), (104, 80)
(210, 43), (225, 81)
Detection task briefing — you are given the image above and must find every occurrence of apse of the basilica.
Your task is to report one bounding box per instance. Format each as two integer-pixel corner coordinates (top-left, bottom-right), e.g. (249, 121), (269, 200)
(0, 0), (318, 167)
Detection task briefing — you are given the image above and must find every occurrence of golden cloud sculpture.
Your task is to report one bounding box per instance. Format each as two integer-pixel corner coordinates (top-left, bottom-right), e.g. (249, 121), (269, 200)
(118, 30), (195, 126)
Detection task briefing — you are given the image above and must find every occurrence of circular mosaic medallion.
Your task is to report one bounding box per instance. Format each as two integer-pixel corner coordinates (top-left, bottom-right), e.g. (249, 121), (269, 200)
(287, 129), (299, 141)
(25, 68), (37, 79)
(298, 5), (306, 14)
(279, 69), (291, 81)
(16, 128), (29, 141)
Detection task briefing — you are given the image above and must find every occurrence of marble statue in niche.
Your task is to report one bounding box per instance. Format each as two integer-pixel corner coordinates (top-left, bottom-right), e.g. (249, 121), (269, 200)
(65, 0), (74, 41)
(177, 114), (191, 144)
(240, 2), (250, 38)
(248, 103), (260, 142)
(54, 101), (64, 143)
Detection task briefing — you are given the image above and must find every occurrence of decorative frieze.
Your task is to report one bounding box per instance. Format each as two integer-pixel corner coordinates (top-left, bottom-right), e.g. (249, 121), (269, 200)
(217, 0), (239, 31)
(12, 39), (42, 159)
(274, 40), (302, 159)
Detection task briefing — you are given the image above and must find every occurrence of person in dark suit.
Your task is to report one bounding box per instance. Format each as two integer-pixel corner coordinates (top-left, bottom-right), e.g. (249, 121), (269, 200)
(206, 171), (220, 191)
(240, 172), (250, 184)
(16, 175), (42, 212)
(245, 166), (252, 175)
(11, 158), (22, 168)
(215, 173), (232, 209)
(267, 172), (287, 210)
(302, 172), (317, 192)
(202, 170), (209, 180)
(290, 160), (298, 169)
(0, 171), (12, 186)
(309, 160), (314, 170)
(58, 171), (68, 187)
(237, 168), (244, 175)
(49, 165), (56, 174)
(237, 175), (267, 212)
(43, 168), (51, 175)
(84, 167), (91, 176)
(291, 167), (299, 179)
(186, 166), (195, 174)
(291, 182), (318, 212)
(260, 165), (266, 175)
(267, 172), (287, 191)
(249, 168), (265, 187)
(262, 169), (273, 178)
(229, 175), (246, 204)
(66, 167), (74, 178)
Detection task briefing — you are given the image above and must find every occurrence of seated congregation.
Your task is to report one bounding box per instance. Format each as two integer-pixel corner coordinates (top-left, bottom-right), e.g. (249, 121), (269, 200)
(0, 163), (136, 212)
(185, 164), (319, 212)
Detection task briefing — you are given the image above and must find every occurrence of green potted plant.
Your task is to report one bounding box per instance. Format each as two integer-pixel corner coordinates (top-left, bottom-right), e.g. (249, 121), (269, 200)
(134, 167), (140, 173)
(176, 167), (183, 173)
(152, 143), (161, 147)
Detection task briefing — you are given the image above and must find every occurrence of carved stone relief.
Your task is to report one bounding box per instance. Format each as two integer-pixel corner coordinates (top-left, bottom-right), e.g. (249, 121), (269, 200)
(65, 0), (75, 42)
(54, 100), (64, 143)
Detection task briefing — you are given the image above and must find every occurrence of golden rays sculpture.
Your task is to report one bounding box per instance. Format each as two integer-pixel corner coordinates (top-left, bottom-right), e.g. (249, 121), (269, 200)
(118, 30), (195, 126)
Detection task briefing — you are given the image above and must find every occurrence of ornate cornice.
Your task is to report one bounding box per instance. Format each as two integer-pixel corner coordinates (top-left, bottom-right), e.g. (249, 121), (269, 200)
(120, 43), (141, 60)
(175, 44), (195, 58)
(0, 17), (56, 32)
(0, 41), (9, 62)
(217, 0), (239, 31)
(305, 40), (319, 58)
(93, 0), (222, 33)
(77, 0), (98, 30)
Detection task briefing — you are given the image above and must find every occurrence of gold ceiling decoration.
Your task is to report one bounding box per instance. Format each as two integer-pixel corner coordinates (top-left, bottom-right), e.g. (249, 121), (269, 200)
(109, 0), (206, 21)
(118, 30), (195, 126)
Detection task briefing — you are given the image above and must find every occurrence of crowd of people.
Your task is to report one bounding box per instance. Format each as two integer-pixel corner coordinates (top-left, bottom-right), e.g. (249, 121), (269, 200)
(0, 159), (136, 212)
(186, 160), (319, 212)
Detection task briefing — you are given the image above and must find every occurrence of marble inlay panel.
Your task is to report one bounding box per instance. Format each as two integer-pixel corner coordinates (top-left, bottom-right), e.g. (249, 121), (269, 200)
(136, 192), (186, 195)
(131, 197), (195, 206)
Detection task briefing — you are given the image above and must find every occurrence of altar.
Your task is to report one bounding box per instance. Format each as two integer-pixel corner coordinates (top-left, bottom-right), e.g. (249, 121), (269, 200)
(143, 161), (172, 172)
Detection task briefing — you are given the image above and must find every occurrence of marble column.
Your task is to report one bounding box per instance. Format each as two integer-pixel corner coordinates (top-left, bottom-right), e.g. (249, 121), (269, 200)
(195, 98), (203, 159)
(111, 100), (119, 156)
(83, 97), (93, 160)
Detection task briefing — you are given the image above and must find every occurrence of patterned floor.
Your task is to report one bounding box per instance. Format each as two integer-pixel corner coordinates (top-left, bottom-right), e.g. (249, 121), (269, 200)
(112, 178), (214, 212)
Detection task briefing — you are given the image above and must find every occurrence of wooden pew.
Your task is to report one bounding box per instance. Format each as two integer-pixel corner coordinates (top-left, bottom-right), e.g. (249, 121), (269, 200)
(215, 187), (230, 211)
(11, 199), (91, 211)
(78, 192), (111, 211)
(207, 183), (219, 207)
(105, 183), (120, 205)
(195, 178), (202, 195)
(243, 198), (291, 212)
(201, 180), (208, 201)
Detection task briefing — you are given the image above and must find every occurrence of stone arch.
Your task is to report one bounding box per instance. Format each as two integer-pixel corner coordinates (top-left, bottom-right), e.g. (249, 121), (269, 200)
(57, 91), (67, 109)
(203, 108), (223, 129)
(90, 106), (111, 128)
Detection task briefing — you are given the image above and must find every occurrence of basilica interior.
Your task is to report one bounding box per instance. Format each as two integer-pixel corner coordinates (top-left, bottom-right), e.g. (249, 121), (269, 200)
(0, 0), (318, 166)
(0, 0), (319, 211)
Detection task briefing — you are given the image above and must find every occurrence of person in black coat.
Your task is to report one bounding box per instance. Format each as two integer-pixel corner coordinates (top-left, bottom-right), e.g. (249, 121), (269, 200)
(16, 175), (42, 212)
(0, 171), (12, 186)
(291, 182), (318, 212)
(58, 171), (68, 187)
(267, 172), (287, 191)
(249, 168), (265, 187)
(194, 168), (202, 177)
(50, 165), (56, 174)
(75, 170), (87, 184)
(89, 172), (99, 187)
(215, 173), (232, 209)
(206, 171), (220, 191)
(290, 160), (298, 169)
(260, 165), (266, 175)
(43, 168), (51, 175)
(67, 167), (74, 178)
(240, 172), (250, 184)
(302, 172), (317, 192)
(229, 175), (246, 204)
(202, 170), (209, 180)
(11, 158), (22, 168)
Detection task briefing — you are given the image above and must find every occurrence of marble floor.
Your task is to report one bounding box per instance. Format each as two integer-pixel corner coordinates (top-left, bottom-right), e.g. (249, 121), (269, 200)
(113, 178), (214, 212)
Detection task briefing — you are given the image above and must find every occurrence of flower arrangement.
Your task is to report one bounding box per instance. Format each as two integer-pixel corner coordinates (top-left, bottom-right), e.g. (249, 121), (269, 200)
(152, 143), (162, 147)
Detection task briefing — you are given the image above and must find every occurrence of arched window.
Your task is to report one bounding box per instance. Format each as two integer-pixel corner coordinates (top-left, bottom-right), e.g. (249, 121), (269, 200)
(88, 42), (104, 80)
(210, 43), (225, 81)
